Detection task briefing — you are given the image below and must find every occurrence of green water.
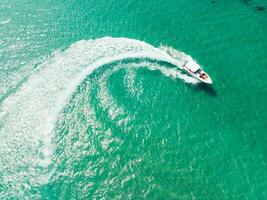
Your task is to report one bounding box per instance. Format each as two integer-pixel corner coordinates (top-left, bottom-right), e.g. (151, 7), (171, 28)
(1, 0), (267, 199)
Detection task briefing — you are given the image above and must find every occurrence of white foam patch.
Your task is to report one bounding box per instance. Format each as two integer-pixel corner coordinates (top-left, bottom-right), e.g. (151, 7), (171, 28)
(0, 19), (11, 25)
(98, 67), (127, 121)
(0, 37), (201, 198)
(159, 45), (192, 62)
(124, 68), (140, 97)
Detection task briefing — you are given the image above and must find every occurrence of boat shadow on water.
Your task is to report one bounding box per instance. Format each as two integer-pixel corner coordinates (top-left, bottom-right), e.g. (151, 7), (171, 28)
(191, 82), (217, 97)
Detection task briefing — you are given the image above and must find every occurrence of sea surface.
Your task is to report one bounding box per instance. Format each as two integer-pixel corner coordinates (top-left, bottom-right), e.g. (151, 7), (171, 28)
(1, 0), (267, 199)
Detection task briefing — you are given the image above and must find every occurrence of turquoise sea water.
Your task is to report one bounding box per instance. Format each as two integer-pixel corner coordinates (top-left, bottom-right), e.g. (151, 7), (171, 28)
(1, 0), (267, 199)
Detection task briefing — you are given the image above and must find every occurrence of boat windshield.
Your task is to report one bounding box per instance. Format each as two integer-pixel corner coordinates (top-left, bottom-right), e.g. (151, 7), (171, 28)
(195, 69), (201, 74)
(185, 61), (200, 73)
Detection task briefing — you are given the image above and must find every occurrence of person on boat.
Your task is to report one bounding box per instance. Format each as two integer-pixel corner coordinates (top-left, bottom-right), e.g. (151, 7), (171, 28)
(200, 73), (208, 80)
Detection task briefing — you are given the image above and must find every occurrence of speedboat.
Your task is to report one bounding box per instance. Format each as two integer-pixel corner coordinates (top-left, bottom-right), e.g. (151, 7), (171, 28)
(182, 60), (212, 84)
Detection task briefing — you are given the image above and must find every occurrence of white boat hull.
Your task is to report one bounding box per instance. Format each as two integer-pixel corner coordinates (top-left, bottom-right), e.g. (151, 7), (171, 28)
(182, 61), (212, 84)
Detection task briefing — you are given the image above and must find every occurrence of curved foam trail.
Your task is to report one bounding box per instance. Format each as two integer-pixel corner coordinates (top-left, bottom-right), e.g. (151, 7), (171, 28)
(0, 37), (200, 197)
(124, 68), (138, 96)
(159, 45), (193, 62)
(98, 66), (128, 122)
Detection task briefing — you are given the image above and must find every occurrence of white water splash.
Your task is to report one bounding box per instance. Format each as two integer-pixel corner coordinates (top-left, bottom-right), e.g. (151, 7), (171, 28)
(0, 19), (11, 25)
(0, 37), (201, 198)
(98, 66), (128, 122)
(159, 45), (192, 61)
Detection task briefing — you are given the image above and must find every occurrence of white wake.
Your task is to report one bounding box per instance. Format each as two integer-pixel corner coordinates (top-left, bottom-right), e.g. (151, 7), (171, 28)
(0, 37), (200, 198)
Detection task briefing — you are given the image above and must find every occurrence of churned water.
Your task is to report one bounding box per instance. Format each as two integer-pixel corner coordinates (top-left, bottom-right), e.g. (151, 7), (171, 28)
(1, 0), (267, 199)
